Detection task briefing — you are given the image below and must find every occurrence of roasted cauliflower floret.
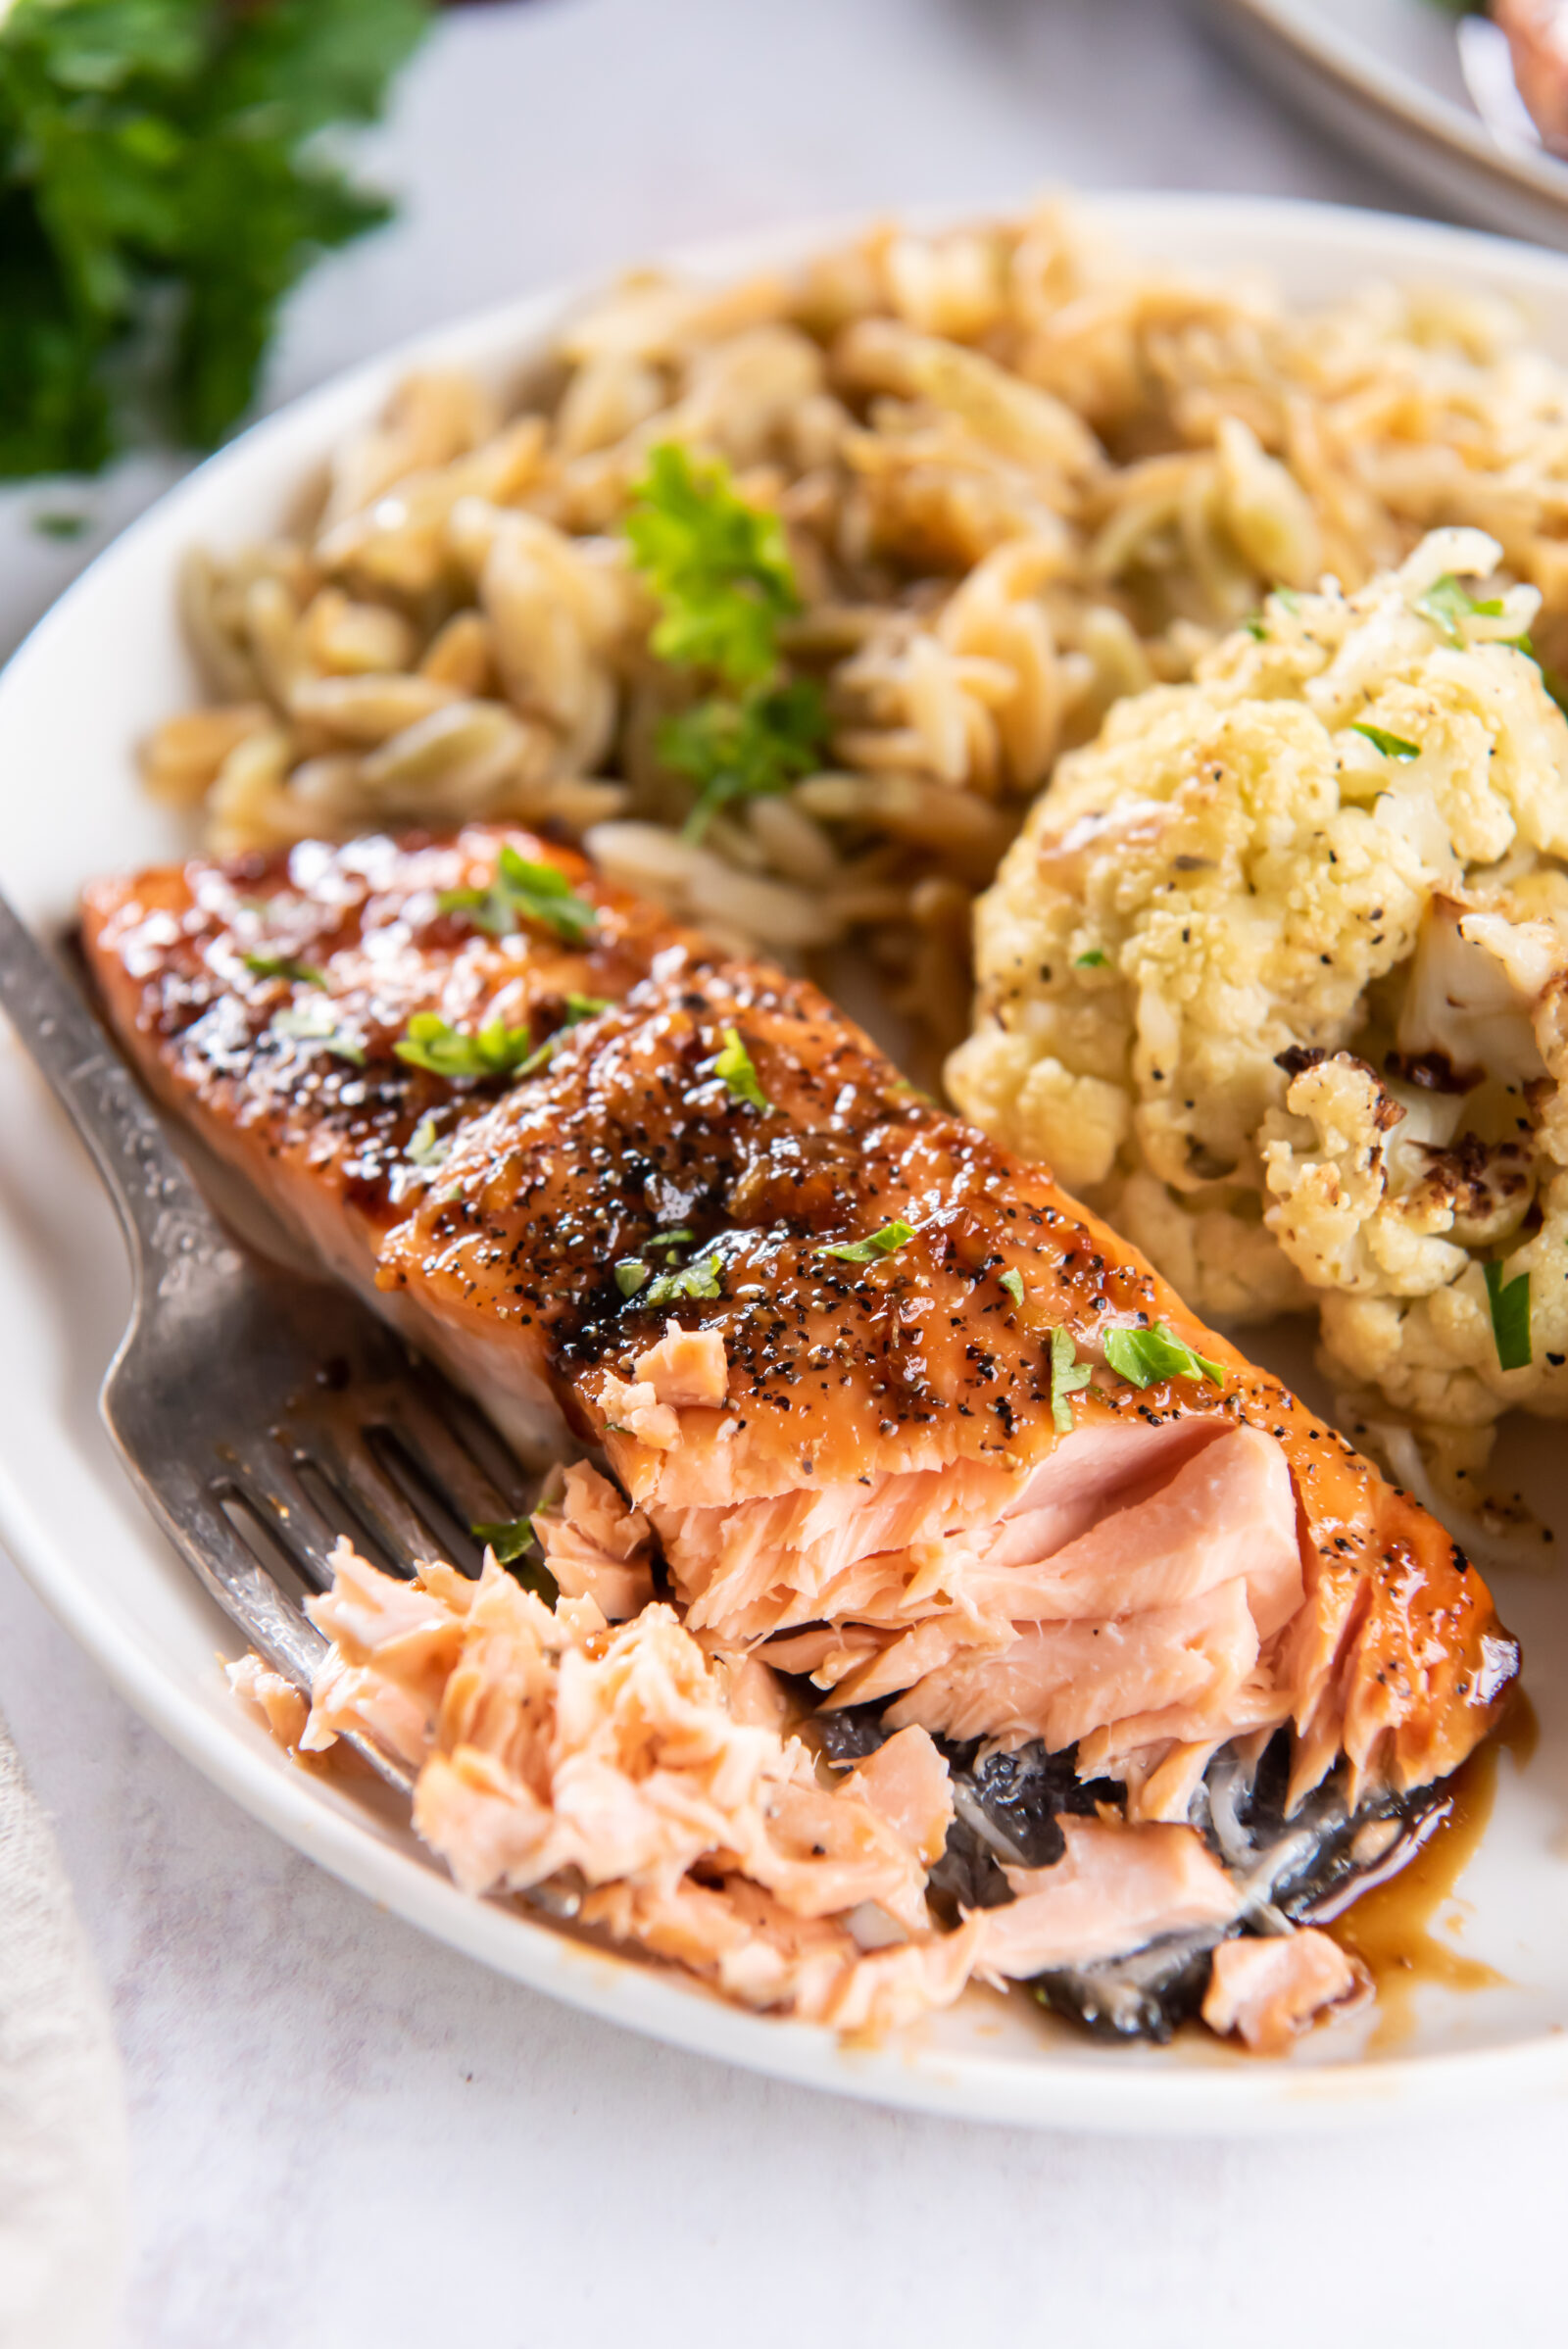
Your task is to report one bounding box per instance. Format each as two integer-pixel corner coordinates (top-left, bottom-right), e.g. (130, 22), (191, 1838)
(950, 527), (1568, 1427)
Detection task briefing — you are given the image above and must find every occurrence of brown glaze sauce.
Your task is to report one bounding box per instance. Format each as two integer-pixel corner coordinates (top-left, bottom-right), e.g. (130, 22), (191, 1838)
(1328, 1690), (1537, 2047)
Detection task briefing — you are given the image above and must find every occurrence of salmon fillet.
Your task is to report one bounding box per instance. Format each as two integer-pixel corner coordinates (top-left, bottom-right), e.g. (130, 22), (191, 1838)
(82, 824), (1519, 2044)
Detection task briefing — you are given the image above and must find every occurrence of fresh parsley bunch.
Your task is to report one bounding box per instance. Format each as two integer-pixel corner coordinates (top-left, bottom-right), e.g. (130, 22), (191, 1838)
(0, 0), (430, 478)
(623, 442), (828, 839)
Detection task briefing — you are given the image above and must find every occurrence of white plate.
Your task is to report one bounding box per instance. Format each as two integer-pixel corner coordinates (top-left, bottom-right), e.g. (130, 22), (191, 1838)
(1209, 0), (1568, 247)
(2, 193), (1566, 2134)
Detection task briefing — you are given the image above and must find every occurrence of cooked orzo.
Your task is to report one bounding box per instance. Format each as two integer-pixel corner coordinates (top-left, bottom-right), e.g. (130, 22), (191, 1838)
(146, 199), (1568, 1082)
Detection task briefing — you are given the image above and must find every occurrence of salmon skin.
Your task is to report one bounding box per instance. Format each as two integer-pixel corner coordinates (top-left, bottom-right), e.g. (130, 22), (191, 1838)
(82, 825), (1519, 2044)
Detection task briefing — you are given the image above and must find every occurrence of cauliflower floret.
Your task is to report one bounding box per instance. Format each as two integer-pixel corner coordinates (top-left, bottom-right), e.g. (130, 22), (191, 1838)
(951, 527), (1568, 1429)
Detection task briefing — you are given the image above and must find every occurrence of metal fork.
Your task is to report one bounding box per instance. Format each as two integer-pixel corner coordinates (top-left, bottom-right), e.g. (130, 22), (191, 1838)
(0, 887), (539, 1793)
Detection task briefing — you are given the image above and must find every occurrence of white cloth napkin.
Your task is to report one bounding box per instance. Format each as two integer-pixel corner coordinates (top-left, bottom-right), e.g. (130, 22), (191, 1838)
(0, 1712), (127, 2349)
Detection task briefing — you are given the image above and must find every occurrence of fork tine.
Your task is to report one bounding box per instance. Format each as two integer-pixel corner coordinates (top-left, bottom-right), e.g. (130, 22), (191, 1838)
(221, 1437), (359, 1591)
(304, 1417), (455, 1571)
(181, 1479), (416, 1797)
(372, 1379), (536, 1534)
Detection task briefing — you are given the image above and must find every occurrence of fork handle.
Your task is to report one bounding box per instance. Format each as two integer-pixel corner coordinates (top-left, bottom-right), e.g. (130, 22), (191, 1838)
(0, 886), (224, 1284)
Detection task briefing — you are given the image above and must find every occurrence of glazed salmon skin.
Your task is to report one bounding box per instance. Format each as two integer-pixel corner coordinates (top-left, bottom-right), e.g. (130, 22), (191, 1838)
(82, 824), (1519, 2043)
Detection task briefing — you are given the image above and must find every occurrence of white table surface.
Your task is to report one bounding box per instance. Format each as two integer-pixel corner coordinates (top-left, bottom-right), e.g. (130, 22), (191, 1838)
(4, 3), (1567, 2341)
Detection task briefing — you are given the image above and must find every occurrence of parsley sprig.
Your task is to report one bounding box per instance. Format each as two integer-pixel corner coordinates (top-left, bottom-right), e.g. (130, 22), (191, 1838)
(624, 442), (800, 682)
(470, 1520), (559, 1603)
(659, 681), (825, 840)
(816, 1219), (915, 1264)
(0, 0), (429, 478)
(243, 953), (327, 987)
(623, 442), (828, 840)
(712, 1026), (770, 1111)
(437, 846), (597, 945)
(394, 1011), (534, 1081)
(1350, 723), (1420, 760)
(1050, 1326), (1092, 1436)
(1103, 1321), (1226, 1391)
(1484, 1260), (1531, 1372)
(1416, 573), (1505, 648)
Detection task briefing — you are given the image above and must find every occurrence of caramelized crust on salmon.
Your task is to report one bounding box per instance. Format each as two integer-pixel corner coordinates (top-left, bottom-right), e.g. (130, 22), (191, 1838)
(82, 825), (1519, 2041)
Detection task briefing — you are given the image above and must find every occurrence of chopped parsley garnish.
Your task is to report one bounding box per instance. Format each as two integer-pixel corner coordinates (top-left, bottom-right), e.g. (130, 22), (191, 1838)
(0, 0), (429, 478)
(1103, 1320), (1226, 1391)
(394, 1011), (534, 1080)
(659, 679), (827, 842)
(1416, 573), (1504, 648)
(243, 953), (327, 987)
(32, 511), (88, 540)
(1243, 615), (1266, 641)
(624, 441), (826, 839)
(1350, 722), (1420, 760)
(471, 1518), (534, 1565)
(642, 1250), (725, 1308)
(437, 846), (597, 945)
(1484, 1260), (1532, 1372)
(515, 993), (612, 1076)
(614, 1229), (698, 1298)
(816, 1219), (915, 1264)
(406, 1113), (450, 1170)
(1074, 948), (1108, 968)
(1050, 1326), (1092, 1436)
(999, 1268), (1025, 1308)
(712, 1026), (769, 1111)
(470, 1520), (558, 1602)
(623, 442), (801, 687)
(1271, 586), (1303, 612)
(270, 998), (364, 1065)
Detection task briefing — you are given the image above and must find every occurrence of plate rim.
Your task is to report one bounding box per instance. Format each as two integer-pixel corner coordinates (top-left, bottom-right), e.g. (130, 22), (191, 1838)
(1209, 0), (1568, 223)
(4, 187), (1568, 2133)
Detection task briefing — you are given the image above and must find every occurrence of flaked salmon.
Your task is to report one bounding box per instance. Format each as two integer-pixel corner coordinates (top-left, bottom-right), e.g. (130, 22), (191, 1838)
(84, 825), (1519, 2047)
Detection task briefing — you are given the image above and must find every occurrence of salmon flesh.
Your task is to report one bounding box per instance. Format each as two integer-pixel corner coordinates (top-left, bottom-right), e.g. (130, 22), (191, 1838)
(82, 827), (1519, 2044)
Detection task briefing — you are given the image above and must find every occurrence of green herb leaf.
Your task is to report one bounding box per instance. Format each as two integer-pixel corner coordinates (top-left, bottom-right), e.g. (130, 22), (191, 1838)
(1350, 722), (1420, 760)
(641, 1250), (725, 1308)
(1484, 1259), (1532, 1372)
(1416, 573), (1504, 647)
(270, 997), (364, 1065)
(0, 0), (429, 478)
(470, 1520), (558, 1602)
(471, 1518), (534, 1565)
(623, 442), (801, 687)
(1243, 615), (1266, 641)
(1050, 1325), (1092, 1436)
(1103, 1320), (1226, 1391)
(31, 510), (89, 540)
(712, 1026), (769, 1111)
(243, 952), (327, 987)
(393, 1011), (533, 1080)
(1074, 948), (1108, 968)
(660, 678), (827, 842)
(1271, 586), (1303, 612)
(406, 1112), (450, 1170)
(816, 1219), (916, 1264)
(645, 1228), (693, 1252)
(999, 1267), (1025, 1308)
(514, 991), (612, 1077)
(438, 848), (596, 945)
(613, 1259), (650, 1298)
(497, 847), (596, 942)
